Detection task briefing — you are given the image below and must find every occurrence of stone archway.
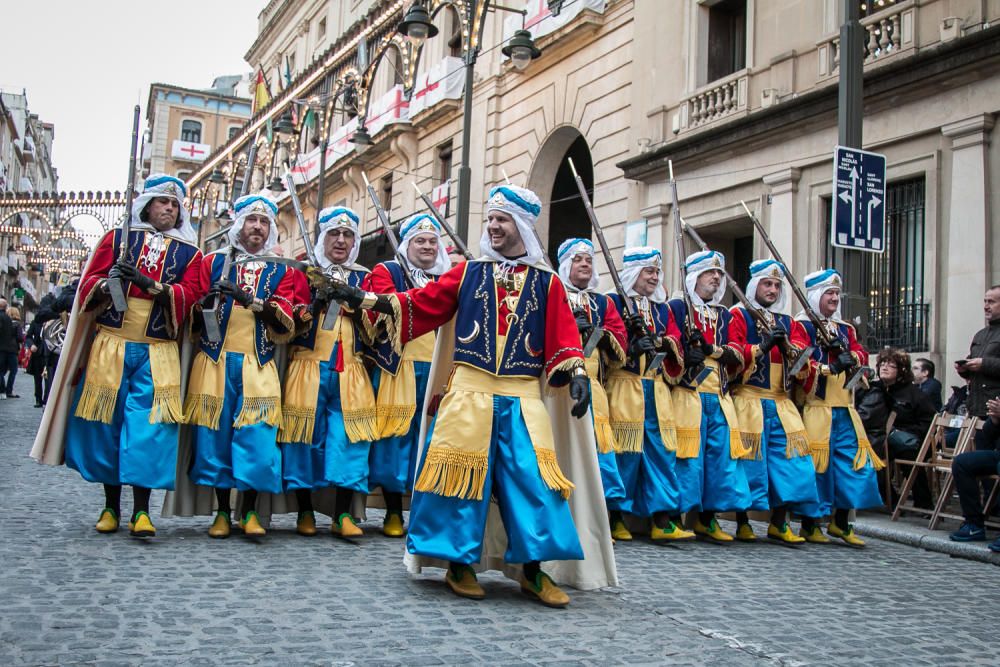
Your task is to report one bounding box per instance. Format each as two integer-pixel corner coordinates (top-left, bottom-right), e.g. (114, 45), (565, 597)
(527, 125), (594, 266)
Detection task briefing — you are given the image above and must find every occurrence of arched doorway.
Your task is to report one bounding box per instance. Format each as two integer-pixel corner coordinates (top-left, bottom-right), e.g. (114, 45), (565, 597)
(528, 126), (593, 266)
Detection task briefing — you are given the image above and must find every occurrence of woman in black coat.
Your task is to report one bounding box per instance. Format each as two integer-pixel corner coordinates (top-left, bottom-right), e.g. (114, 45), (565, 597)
(25, 295), (59, 407)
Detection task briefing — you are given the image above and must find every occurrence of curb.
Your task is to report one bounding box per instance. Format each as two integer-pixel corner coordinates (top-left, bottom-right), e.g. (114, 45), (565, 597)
(854, 520), (1000, 566)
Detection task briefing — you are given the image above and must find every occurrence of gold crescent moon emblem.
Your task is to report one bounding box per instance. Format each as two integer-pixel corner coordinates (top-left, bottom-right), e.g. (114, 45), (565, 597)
(524, 331), (542, 357)
(458, 320), (481, 344)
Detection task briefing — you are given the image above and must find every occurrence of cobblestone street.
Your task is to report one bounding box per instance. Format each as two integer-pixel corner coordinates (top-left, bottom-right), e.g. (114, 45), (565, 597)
(2, 372), (998, 666)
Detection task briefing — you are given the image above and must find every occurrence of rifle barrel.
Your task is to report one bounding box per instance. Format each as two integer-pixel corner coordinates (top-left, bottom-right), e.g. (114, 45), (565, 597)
(411, 181), (473, 260)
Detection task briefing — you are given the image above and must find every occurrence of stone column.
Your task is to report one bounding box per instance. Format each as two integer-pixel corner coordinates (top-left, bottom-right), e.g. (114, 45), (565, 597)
(762, 167), (801, 272)
(942, 113), (994, 387)
(640, 202), (675, 292)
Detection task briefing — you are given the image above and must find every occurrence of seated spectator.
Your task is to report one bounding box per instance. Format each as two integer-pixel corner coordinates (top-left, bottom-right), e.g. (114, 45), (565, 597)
(913, 357), (943, 412)
(949, 398), (1000, 552)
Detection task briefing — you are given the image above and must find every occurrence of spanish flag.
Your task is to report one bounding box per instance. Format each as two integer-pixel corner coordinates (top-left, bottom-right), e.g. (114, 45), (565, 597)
(252, 66), (271, 115)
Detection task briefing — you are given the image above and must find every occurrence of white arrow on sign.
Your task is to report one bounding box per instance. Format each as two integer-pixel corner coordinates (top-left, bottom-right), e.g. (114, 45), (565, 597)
(866, 195), (881, 240)
(839, 165), (858, 208)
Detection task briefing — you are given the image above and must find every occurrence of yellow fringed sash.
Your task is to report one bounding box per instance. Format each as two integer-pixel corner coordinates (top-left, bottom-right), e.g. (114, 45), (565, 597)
(671, 388), (704, 459)
(605, 370), (677, 455)
(375, 331), (435, 439)
(585, 353), (616, 455)
(732, 387), (811, 461)
(413, 364), (574, 500)
(185, 308), (282, 430)
(801, 404), (885, 473)
(75, 298), (182, 425)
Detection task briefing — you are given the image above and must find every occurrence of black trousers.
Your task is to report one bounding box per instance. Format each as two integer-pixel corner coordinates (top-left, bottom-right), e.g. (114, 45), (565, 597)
(952, 449), (1000, 524)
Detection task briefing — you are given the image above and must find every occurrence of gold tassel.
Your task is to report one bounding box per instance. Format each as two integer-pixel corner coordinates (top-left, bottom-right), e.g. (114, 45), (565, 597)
(730, 429), (752, 460)
(279, 406), (316, 444)
(809, 441), (830, 474)
(676, 428), (702, 459)
(234, 396), (282, 429)
(74, 383), (119, 424)
(785, 431), (811, 458)
(534, 448), (575, 499)
(342, 406), (378, 443)
(853, 438), (886, 471)
(184, 393), (225, 430)
(739, 432), (763, 460)
(414, 448), (490, 500)
(150, 385), (184, 424)
(594, 414), (616, 454)
(659, 423), (678, 452)
(376, 404), (417, 439)
(611, 422), (644, 454)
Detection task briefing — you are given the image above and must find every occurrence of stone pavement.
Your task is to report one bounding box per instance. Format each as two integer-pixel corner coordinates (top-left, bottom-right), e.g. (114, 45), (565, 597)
(2, 371), (999, 666)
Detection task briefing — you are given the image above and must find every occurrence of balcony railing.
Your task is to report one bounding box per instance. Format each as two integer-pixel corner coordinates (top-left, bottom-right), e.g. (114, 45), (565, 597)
(864, 302), (930, 352)
(818, 0), (917, 78)
(679, 70), (749, 131)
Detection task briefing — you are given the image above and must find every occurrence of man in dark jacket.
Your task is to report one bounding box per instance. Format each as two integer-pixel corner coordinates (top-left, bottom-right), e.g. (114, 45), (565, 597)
(913, 358), (943, 412)
(24, 294), (60, 407)
(949, 398), (1000, 551)
(0, 297), (20, 399)
(956, 286), (1000, 448)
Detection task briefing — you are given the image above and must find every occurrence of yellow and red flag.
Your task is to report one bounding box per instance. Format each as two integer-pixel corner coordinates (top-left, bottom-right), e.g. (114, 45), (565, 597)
(251, 66), (271, 115)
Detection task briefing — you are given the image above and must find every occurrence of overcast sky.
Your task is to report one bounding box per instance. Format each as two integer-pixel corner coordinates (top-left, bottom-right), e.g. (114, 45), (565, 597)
(1, 1), (263, 192)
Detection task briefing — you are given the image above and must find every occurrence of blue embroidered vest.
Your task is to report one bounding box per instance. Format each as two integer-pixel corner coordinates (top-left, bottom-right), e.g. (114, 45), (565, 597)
(453, 261), (550, 379)
(800, 319), (855, 401)
(668, 298), (734, 391)
(734, 308), (794, 392)
(198, 251), (289, 366)
(291, 267), (368, 356)
(96, 229), (200, 340)
(367, 261), (438, 374)
(608, 293), (671, 376)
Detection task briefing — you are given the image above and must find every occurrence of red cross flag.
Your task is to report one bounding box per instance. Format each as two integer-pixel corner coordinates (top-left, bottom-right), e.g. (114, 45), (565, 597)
(171, 139), (211, 162)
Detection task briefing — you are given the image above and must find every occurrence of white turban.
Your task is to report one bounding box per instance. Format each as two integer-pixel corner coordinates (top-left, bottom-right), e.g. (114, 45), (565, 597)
(684, 250), (727, 307)
(130, 173), (196, 244)
(557, 237), (599, 292)
(618, 246), (666, 303)
(480, 185), (545, 267)
(799, 268), (843, 322)
(745, 258), (788, 313)
(398, 213), (450, 278)
(227, 194), (280, 255)
(315, 206), (362, 270)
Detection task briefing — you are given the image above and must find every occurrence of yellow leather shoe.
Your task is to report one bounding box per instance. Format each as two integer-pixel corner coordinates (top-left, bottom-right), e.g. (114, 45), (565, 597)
(240, 510), (266, 537)
(650, 521), (695, 541)
(827, 522), (865, 547)
(693, 518), (734, 543)
(767, 522), (805, 546)
(330, 512), (363, 538)
(127, 511), (156, 538)
(799, 525), (831, 544)
(382, 512), (405, 538)
(95, 508), (119, 534)
(296, 511), (317, 537)
(611, 520), (633, 541)
(208, 511), (231, 539)
(520, 572), (570, 608)
(446, 565), (486, 600)
(735, 523), (758, 542)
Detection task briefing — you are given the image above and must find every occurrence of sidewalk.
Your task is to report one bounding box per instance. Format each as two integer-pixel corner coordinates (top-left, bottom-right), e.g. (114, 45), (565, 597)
(855, 511), (1000, 565)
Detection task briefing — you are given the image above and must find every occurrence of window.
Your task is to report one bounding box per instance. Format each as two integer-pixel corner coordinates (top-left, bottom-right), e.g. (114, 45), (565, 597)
(176, 170), (192, 181)
(706, 0), (747, 83)
(824, 176), (927, 351)
(445, 7), (462, 58)
(380, 173), (393, 213)
(859, 0), (898, 19)
(390, 47), (403, 86)
(181, 120), (202, 143)
(228, 126), (241, 140)
(437, 141), (453, 184)
(317, 17), (326, 40)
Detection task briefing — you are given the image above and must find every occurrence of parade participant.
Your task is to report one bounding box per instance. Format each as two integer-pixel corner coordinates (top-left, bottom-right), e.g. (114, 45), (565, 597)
(30, 174), (204, 537)
(668, 250), (750, 542)
(445, 245), (464, 269)
(279, 205), (377, 538)
(728, 260), (817, 544)
(556, 239), (631, 530)
(603, 246), (692, 542)
(185, 194), (304, 538)
(364, 213), (451, 537)
(794, 269), (883, 546)
(330, 185), (609, 607)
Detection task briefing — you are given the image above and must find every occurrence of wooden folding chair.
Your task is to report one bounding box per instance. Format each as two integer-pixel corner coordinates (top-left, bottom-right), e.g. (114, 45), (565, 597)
(983, 475), (1000, 530)
(877, 412), (897, 510)
(928, 418), (983, 529)
(891, 413), (977, 521)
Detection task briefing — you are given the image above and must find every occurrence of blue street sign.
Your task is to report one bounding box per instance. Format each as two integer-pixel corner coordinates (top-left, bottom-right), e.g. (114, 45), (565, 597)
(831, 145), (886, 253)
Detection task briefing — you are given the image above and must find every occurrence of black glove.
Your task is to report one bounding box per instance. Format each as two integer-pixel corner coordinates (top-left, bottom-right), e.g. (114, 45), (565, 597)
(825, 339), (846, 357)
(216, 279), (254, 308)
(684, 345), (706, 370)
(759, 327), (787, 355)
(687, 329), (714, 357)
(629, 333), (656, 359)
(109, 262), (156, 292)
(829, 351), (857, 375)
(573, 308), (594, 339)
(719, 346), (742, 367)
(569, 373), (591, 419)
(329, 282), (366, 310)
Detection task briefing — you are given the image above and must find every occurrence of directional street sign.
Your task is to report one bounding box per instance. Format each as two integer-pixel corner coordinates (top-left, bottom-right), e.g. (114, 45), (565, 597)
(831, 145), (886, 253)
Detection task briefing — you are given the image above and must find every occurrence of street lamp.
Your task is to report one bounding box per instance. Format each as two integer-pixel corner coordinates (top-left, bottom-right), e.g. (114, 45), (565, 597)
(397, 0), (540, 242)
(312, 76), (361, 224)
(350, 124), (373, 156)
